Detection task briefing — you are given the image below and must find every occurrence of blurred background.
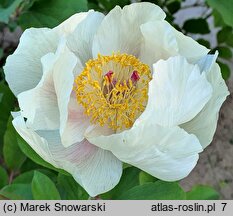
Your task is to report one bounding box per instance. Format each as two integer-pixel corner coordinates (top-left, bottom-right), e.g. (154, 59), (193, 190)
(0, 0), (232, 199)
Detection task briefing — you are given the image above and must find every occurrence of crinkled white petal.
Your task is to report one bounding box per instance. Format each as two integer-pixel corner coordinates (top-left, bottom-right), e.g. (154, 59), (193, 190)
(51, 42), (79, 146)
(12, 115), (122, 197)
(139, 20), (209, 67)
(88, 121), (202, 181)
(17, 39), (77, 132)
(139, 21), (178, 66)
(4, 28), (59, 96)
(173, 23), (209, 62)
(4, 11), (91, 96)
(17, 39), (68, 130)
(67, 11), (104, 64)
(181, 62), (229, 148)
(60, 92), (91, 147)
(142, 56), (213, 127)
(18, 52), (59, 130)
(54, 11), (91, 36)
(92, 2), (166, 57)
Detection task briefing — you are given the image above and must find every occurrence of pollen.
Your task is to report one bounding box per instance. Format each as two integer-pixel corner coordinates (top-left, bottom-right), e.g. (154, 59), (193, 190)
(74, 53), (151, 131)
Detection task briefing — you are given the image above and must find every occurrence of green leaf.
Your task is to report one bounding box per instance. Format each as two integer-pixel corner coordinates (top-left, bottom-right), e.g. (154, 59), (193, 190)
(0, 184), (32, 200)
(218, 61), (231, 80)
(13, 169), (57, 185)
(17, 134), (69, 175)
(0, 48), (3, 59)
(139, 171), (157, 185)
(32, 171), (60, 200)
(186, 185), (219, 200)
(0, 166), (8, 189)
(217, 27), (232, 44)
(183, 18), (210, 34)
(117, 181), (186, 200)
(18, 0), (88, 29)
(0, 82), (15, 155)
(218, 46), (232, 59)
(197, 39), (211, 49)
(12, 170), (34, 184)
(207, 0), (233, 28)
(226, 35), (233, 47)
(0, 0), (22, 23)
(57, 173), (88, 200)
(98, 0), (130, 11)
(212, 9), (226, 27)
(166, 0), (181, 14)
(3, 118), (26, 170)
(100, 167), (140, 199)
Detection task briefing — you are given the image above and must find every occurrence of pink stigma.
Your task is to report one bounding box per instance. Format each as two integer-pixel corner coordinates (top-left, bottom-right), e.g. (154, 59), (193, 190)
(131, 70), (140, 82)
(105, 70), (114, 82)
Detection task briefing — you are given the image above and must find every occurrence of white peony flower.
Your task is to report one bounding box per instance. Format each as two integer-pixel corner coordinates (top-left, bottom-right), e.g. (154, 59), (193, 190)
(4, 2), (229, 196)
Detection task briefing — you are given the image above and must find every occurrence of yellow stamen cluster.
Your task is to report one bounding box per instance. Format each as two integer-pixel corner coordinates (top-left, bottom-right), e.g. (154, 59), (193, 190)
(75, 53), (151, 131)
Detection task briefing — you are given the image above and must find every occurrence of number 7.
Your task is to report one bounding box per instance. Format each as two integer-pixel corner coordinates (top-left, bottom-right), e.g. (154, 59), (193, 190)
(221, 203), (227, 211)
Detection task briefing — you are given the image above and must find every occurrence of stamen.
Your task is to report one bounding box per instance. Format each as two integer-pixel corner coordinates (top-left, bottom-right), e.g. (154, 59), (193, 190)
(74, 53), (151, 131)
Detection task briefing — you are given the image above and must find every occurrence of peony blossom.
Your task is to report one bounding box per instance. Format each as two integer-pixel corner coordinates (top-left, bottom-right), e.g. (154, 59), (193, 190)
(4, 2), (229, 196)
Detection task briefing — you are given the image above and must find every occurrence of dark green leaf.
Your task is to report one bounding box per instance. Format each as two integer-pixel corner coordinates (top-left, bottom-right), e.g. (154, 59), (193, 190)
(13, 169), (57, 184)
(0, 82), (15, 155)
(218, 46), (232, 59)
(226, 35), (233, 47)
(183, 18), (210, 34)
(18, 0), (88, 29)
(207, 0), (233, 27)
(218, 61), (231, 80)
(0, 166), (8, 189)
(0, 184), (32, 200)
(166, 0), (181, 14)
(0, 0), (23, 23)
(0, 48), (3, 59)
(3, 118), (26, 170)
(19, 158), (44, 173)
(32, 171), (60, 200)
(197, 39), (211, 49)
(139, 171), (157, 185)
(98, 0), (130, 11)
(217, 27), (232, 44)
(101, 167), (140, 199)
(212, 9), (226, 27)
(57, 173), (88, 200)
(186, 185), (219, 200)
(117, 181), (186, 200)
(12, 170), (34, 184)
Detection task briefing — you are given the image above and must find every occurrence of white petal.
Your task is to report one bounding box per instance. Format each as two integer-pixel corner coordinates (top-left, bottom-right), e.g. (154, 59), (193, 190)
(144, 56), (213, 127)
(17, 38), (68, 130)
(67, 11), (104, 64)
(181, 63), (229, 148)
(196, 52), (218, 73)
(92, 2), (165, 57)
(12, 115), (57, 167)
(51, 42), (78, 146)
(139, 21), (178, 66)
(139, 20), (209, 67)
(12, 115), (122, 197)
(4, 28), (59, 96)
(60, 92), (91, 147)
(173, 24), (209, 62)
(88, 122), (202, 181)
(17, 39), (75, 131)
(54, 11), (91, 36)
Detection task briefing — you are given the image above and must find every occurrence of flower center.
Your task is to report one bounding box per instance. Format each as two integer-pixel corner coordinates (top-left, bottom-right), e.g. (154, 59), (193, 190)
(75, 53), (151, 131)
